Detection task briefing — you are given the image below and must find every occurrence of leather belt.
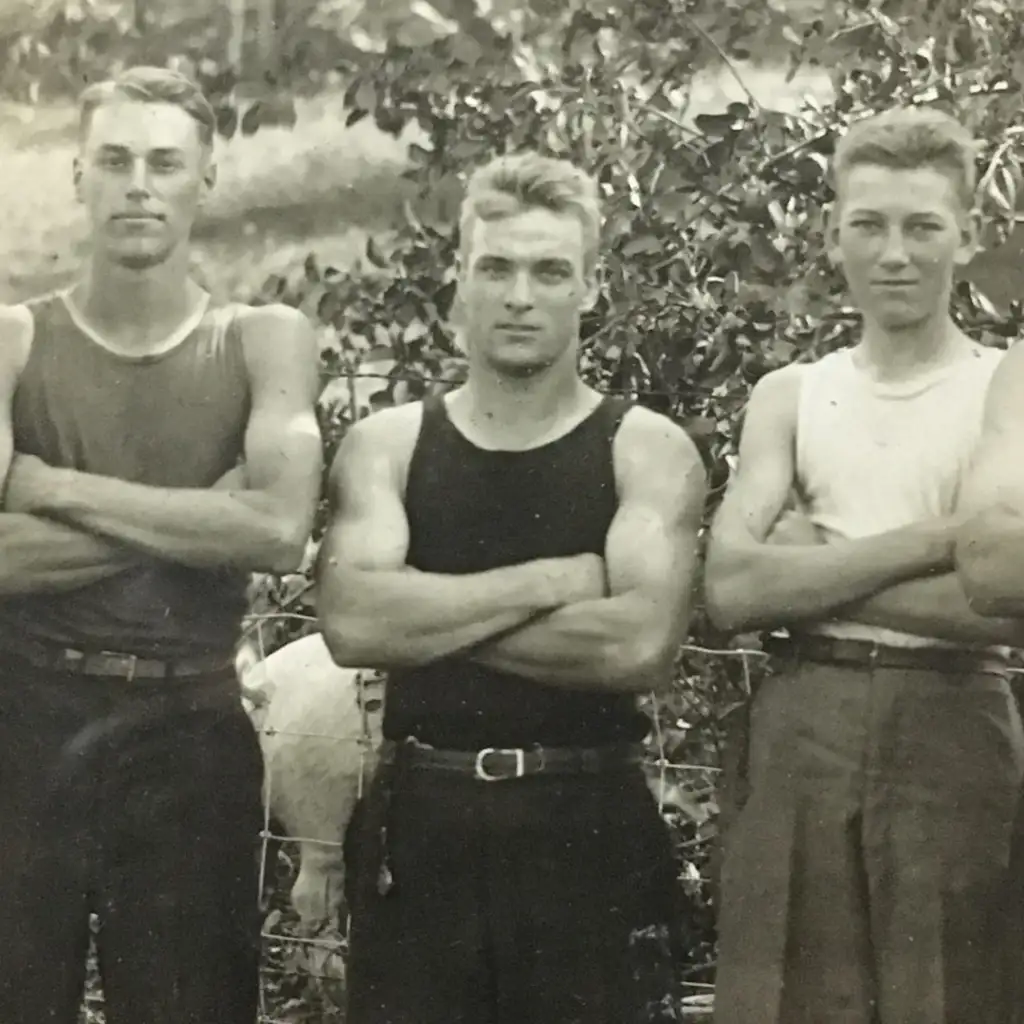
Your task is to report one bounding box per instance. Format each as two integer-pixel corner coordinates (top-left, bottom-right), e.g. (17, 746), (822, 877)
(0, 636), (232, 682)
(379, 738), (644, 782)
(764, 634), (1009, 676)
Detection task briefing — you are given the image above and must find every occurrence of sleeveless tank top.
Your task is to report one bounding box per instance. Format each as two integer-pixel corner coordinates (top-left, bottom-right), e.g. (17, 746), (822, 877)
(384, 394), (651, 750)
(0, 291), (252, 659)
(795, 342), (1003, 648)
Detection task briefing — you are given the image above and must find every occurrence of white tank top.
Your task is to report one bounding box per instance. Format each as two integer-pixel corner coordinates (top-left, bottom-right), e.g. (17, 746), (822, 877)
(795, 342), (1003, 648)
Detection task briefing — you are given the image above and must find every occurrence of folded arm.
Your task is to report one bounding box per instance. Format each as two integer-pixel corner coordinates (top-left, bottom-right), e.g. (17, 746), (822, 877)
(955, 342), (1024, 616)
(315, 403), (605, 670)
(468, 408), (707, 694)
(4, 305), (323, 574)
(704, 366), (957, 634)
(0, 303), (136, 594)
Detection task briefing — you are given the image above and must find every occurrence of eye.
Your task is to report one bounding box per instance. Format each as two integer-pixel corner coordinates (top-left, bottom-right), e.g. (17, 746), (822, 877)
(534, 264), (572, 281)
(151, 156), (183, 173)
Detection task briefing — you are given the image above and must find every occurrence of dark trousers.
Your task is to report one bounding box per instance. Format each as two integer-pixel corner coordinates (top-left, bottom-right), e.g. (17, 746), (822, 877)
(714, 657), (1024, 1024)
(0, 652), (264, 1024)
(344, 755), (682, 1024)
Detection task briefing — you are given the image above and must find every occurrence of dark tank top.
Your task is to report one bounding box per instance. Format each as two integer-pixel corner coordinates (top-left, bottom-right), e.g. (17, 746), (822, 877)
(0, 292), (251, 659)
(385, 394), (651, 750)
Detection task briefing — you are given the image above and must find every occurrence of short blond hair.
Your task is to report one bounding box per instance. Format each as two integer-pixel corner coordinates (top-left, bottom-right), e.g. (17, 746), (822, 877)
(459, 152), (602, 271)
(832, 106), (979, 208)
(79, 66), (216, 149)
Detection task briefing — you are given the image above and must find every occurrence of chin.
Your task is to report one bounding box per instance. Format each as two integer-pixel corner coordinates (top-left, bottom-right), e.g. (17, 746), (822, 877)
(110, 247), (174, 271)
(487, 355), (556, 379)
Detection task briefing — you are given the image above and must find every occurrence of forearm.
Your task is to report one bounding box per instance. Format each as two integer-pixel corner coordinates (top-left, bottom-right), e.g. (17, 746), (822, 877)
(955, 509), (1024, 617)
(0, 513), (137, 595)
(319, 558), (588, 669)
(36, 470), (303, 574)
(470, 594), (675, 693)
(842, 573), (1024, 647)
(705, 527), (949, 634)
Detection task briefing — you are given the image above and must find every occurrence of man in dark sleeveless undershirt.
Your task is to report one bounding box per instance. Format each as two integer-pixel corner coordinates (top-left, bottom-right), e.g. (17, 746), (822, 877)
(0, 68), (322, 1022)
(316, 151), (707, 1023)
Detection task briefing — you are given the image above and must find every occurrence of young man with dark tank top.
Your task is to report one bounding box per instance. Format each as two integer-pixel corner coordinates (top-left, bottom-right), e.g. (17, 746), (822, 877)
(705, 107), (1024, 1024)
(315, 151), (707, 1023)
(0, 68), (322, 1023)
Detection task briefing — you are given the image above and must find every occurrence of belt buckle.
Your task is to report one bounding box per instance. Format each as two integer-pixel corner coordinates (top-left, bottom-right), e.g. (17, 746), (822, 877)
(474, 747), (526, 782)
(100, 650), (139, 682)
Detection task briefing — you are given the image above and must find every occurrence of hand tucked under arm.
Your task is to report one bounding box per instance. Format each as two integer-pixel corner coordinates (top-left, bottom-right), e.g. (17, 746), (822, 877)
(4, 306), (323, 575)
(469, 409), (707, 694)
(0, 512), (138, 595)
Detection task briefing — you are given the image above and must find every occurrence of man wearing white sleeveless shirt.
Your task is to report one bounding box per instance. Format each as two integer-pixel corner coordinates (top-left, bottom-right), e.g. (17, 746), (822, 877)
(705, 107), (1024, 1024)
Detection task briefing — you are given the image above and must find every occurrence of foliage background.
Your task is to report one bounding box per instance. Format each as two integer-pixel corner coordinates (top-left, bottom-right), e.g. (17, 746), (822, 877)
(6, 0), (1024, 1020)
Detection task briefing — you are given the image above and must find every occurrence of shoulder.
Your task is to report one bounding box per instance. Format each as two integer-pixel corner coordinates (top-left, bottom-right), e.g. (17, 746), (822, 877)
(231, 302), (318, 387)
(737, 362), (808, 440)
(0, 303), (34, 379)
(614, 405), (707, 508)
(979, 340), (1024, 424)
(234, 302), (316, 355)
(330, 401), (425, 483)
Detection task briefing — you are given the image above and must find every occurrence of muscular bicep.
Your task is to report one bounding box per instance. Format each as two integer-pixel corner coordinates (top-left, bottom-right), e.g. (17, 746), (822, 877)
(708, 368), (801, 550)
(0, 306), (32, 494)
(606, 412), (707, 628)
(240, 306), (323, 533)
(317, 413), (412, 582)
(958, 345), (1024, 517)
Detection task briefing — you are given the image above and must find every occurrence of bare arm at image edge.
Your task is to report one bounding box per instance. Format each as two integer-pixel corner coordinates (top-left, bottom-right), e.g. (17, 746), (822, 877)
(0, 305), (141, 595)
(956, 341), (1024, 617)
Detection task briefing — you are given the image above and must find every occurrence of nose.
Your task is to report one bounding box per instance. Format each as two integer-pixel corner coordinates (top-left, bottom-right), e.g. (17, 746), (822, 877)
(126, 158), (152, 197)
(878, 226), (910, 268)
(503, 270), (534, 310)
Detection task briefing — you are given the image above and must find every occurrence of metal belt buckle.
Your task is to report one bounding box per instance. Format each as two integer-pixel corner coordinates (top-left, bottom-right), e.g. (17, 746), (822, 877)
(100, 650), (139, 682)
(474, 747), (526, 782)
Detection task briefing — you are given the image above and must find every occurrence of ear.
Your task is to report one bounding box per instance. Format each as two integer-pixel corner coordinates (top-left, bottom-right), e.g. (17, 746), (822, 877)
(72, 155), (84, 204)
(579, 265), (601, 313)
(954, 206), (981, 268)
(198, 155), (217, 205)
(824, 202), (843, 267)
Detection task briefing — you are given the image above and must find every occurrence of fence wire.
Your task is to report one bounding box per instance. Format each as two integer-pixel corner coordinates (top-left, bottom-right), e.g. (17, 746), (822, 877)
(241, 604), (752, 1023)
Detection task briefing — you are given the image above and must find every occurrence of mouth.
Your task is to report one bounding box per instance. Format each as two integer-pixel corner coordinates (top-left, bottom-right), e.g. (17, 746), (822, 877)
(495, 323), (540, 333)
(874, 280), (916, 288)
(111, 213), (165, 223)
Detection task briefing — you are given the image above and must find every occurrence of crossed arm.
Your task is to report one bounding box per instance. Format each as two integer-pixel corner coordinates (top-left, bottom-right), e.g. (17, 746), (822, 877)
(316, 403), (706, 693)
(955, 341), (1024, 618)
(0, 304), (323, 593)
(703, 366), (965, 636)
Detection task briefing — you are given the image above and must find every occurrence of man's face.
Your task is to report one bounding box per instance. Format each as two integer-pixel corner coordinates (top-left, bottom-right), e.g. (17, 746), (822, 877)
(457, 207), (597, 377)
(829, 163), (976, 331)
(74, 99), (214, 270)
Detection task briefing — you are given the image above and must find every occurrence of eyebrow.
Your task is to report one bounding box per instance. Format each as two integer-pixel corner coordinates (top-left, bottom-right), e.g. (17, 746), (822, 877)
(95, 144), (186, 157)
(475, 254), (575, 269)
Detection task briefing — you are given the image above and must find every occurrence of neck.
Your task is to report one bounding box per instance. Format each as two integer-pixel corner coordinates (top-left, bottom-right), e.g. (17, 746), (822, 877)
(461, 355), (587, 433)
(856, 311), (966, 380)
(73, 246), (200, 331)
